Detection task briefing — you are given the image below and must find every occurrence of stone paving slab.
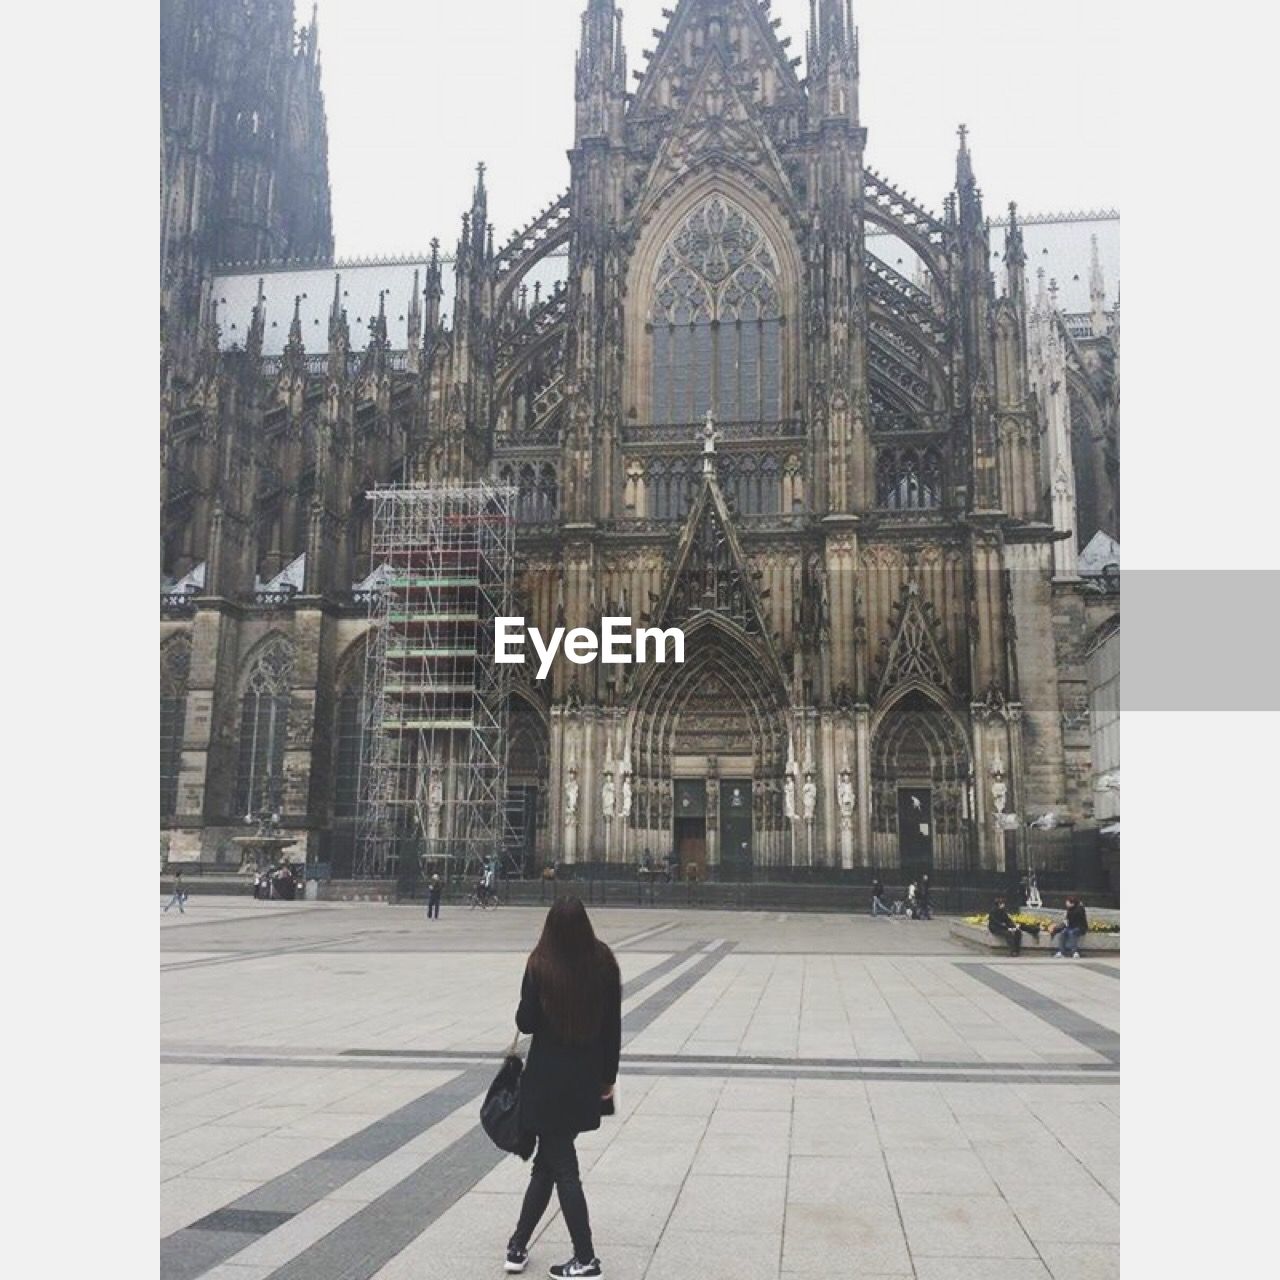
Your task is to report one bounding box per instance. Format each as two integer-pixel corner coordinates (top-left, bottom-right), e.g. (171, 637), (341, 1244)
(160, 899), (1119, 1280)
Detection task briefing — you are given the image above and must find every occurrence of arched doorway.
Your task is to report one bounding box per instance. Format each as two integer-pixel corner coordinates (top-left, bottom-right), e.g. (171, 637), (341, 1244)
(506, 693), (549, 877)
(628, 618), (789, 880)
(871, 690), (973, 876)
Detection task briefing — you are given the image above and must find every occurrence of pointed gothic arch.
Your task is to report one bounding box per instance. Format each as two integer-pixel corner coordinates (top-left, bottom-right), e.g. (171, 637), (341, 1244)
(870, 688), (974, 874)
(506, 686), (551, 876)
(625, 171), (802, 429)
(626, 612), (791, 874)
(235, 633), (295, 819)
(331, 633), (372, 821)
(161, 635), (192, 817)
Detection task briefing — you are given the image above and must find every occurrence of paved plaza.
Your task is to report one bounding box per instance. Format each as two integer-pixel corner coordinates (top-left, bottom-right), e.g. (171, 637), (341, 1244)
(161, 898), (1120, 1280)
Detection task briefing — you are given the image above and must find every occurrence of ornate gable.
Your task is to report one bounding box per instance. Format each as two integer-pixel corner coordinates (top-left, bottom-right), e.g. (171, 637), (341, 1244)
(874, 582), (955, 701)
(639, 44), (796, 210)
(655, 460), (770, 640)
(630, 0), (805, 117)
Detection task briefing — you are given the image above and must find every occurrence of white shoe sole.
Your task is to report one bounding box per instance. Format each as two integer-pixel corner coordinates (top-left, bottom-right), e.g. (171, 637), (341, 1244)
(505, 1261), (528, 1274)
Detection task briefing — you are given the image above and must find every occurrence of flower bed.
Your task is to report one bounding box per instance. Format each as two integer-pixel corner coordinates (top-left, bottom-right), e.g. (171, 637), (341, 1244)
(962, 913), (1120, 935)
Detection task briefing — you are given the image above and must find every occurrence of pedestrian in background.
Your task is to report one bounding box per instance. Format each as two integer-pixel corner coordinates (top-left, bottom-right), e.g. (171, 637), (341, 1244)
(163, 870), (187, 915)
(427, 874), (442, 920)
(871, 878), (891, 917)
(504, 896), (620, 1279)
(918, 874), (933, 920)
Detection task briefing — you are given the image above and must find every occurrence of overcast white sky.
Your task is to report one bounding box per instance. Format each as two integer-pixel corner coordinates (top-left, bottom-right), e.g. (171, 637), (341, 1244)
(313, 0), (1121, 259)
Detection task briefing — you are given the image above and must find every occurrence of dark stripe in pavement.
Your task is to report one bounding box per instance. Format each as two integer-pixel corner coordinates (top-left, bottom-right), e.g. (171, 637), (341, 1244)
(264, 1126), (498, 1280)
(611, 920), (680, 949)
(188, 1208), (294, 1234)
(160, 1066), (490, 1280)
(162, 932), (379, 973)
(615, 1063), (1116, 1085)
(623, 942), (737, 1042)
(334, 1046), (1114, 1074)
(162, 1052), (1114, 1086)
(1081, 963), (1121, 979)
(963, 964), (1120, 1064)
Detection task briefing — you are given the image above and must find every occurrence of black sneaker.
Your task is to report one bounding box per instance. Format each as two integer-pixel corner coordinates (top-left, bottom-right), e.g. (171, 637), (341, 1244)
(549, 1259), (602, 1278)
(505, 1245), (529, 1274)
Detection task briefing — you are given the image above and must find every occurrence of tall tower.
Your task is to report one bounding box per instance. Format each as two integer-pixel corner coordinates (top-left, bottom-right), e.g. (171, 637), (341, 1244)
(562, 0), (629, 526)
(806, 0), (869, 514)
(161, 0), (334, 379)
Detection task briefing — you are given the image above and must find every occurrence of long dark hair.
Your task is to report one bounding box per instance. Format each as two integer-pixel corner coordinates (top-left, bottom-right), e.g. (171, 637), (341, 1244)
(527, 896), (618, 1045)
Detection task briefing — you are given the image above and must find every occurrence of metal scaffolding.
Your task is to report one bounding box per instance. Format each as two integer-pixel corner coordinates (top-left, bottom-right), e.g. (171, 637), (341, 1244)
(355, 482), (516, 883)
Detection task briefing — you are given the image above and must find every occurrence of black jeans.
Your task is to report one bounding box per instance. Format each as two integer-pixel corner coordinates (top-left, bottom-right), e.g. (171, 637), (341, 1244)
(993, 926), (1021, 954)
(427, 897), (440, 919)
(511, 1132), (594, 1261)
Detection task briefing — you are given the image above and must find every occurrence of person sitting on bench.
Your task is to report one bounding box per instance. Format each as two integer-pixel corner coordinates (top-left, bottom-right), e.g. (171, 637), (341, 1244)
(988, 896), (1023, 955)
(1052, 896), (1089, 957)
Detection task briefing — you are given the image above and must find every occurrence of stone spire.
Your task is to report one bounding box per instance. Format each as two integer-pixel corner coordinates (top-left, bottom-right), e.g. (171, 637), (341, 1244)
(808, 0), (860, 126)
(1004, 202), (1026, 313)
(575, 0), (627, 143)
(1089, 233), (1108, 337)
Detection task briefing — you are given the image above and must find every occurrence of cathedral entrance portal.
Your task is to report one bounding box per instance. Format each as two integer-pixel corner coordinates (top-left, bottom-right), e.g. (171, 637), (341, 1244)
(871, 691), (973, 873)
(628, 615), (790, 878)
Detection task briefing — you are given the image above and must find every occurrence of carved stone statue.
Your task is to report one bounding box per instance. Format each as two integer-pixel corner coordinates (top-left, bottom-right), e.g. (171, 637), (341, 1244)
(837, 770), (855, 831)
(620, 775), (632, 819)
(784, 774), (797, 821)
(990, 751), (1008, 814)
(601, 771), (615, 821)
(565, 768), (579, 819)
(992, 778), (1008, 814)
(802, 774), (818, 822)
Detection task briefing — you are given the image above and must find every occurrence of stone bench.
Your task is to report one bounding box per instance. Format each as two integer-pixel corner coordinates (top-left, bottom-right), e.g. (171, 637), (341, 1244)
(949, 919), (1121, 955)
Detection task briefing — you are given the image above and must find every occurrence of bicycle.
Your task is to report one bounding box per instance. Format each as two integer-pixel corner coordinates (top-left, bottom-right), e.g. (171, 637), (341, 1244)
(468, 885), (500, 910)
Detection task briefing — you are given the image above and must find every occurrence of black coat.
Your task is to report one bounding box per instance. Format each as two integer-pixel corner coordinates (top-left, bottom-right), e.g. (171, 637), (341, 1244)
(516, 961), (621, 1137)
(1066, 902), (1088, 931)
(988, 905), (1015, 935)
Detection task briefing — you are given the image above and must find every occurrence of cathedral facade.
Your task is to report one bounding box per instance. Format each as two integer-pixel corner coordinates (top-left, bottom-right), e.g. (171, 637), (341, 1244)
(161, 0), (1120, 883)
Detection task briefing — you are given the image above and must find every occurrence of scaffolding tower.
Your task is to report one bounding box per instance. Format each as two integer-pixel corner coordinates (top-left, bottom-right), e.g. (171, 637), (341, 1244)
(355, 482), (517, 883)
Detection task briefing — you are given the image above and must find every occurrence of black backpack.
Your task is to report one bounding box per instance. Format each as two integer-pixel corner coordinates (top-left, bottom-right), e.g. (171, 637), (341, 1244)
(480, 1037), (535, 1160)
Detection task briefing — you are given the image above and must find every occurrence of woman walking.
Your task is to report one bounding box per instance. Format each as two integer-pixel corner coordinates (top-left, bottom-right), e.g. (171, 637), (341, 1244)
(505, 897), (621, 1278)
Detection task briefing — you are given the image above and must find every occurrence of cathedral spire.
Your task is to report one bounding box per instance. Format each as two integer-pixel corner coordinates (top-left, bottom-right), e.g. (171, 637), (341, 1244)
(245, 278), (266, 363)
(424, 238), (443, 334)
(407, 268), (422, 349)
(808, 0), (860, 125)
(954, 123), (984, 233)
(327, 272), (349, 379)
(575, 0), (626, 142)
(470, 162), (489, 262)
(282, 292), (306, 375)
(1089, 233), (1108, 337)
(1004, 201), (1026, 312)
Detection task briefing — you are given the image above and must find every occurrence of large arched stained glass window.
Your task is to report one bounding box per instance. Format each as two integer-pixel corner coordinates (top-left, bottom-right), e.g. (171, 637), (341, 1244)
(649, 196), (784, 426)
(236, 636), (294, 819)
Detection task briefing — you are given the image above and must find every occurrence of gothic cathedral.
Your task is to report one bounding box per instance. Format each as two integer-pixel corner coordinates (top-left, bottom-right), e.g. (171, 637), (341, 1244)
(161, 0), (1120, 882)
